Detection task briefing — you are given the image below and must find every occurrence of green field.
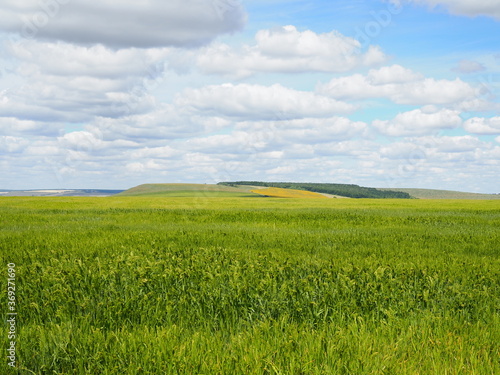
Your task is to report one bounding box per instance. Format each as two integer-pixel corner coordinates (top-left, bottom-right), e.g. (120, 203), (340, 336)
(1, 196), (499, 374)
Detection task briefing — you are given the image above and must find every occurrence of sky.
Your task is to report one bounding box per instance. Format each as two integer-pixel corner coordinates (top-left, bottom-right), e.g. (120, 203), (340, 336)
(0, 0), (499, 193)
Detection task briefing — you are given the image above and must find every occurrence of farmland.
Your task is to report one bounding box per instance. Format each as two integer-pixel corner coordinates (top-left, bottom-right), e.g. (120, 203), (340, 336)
(251, 187), (328, 198)
(1, 196), (499, 374)
(220, 181), (412, 199)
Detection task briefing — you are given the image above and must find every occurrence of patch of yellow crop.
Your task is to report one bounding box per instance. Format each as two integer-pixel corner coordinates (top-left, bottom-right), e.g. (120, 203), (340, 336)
(251, 187), (328, 199)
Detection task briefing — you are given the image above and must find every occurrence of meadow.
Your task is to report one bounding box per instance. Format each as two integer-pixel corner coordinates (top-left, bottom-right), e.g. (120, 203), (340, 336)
(1, 196), (499, 374)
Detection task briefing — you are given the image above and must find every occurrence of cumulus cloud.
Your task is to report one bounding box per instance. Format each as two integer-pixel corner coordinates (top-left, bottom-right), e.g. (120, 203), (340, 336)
(175, 83), (356, 120)
(375, 134), (499, 188)
(0, 135), (29, 153)
(183, 132), (270, 155)
(313, 140), (379, 157)
(58, 131), (139, 153)
(8, 40), (171, 79)
(430, 135), (487, 153)
(0, 40), (174, 125)
(184, 116), (367, 156)
(373, 108), (462, 136)
(274, 117), (367, 144)
(197, 25), (388, 78)
(366, 64), (424, 84)
(317, 65), (479, 105)
(130, 146), (180, 160)
(86, 104), (232, 143)
(464, 117), (500, 134)
(0, 116), (58, 136)
(0, 75), (148, 124)
(238, 117), (367, 144)
(379, 140), (427, 160)
(0, 0), (247, 49)
(381, 135), (490, 158)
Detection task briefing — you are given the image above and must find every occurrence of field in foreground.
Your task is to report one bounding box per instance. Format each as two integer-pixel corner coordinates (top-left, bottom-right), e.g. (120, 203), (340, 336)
(1, 197), (499, 374)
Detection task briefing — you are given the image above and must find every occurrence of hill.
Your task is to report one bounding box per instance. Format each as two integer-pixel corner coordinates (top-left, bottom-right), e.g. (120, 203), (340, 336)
(220, 182), (412, 199)
(380, 188), (500, 200)
(117, 183), (259, 198)
(0, 189), (123, 197)
(117, 183), (500, 200)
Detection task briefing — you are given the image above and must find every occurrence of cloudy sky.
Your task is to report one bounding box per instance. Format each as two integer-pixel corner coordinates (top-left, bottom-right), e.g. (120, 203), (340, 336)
(0, 0), (499, 192)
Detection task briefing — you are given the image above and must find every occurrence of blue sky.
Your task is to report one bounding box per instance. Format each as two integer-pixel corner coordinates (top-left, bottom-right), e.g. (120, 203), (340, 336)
(0, 0), (499, 192)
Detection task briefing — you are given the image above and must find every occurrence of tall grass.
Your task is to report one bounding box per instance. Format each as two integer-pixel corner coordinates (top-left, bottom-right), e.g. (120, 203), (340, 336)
(1, 197), (499, 374)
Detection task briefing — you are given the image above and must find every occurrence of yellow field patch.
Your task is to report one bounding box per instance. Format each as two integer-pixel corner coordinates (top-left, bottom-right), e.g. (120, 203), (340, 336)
(251, 187), (328, 199)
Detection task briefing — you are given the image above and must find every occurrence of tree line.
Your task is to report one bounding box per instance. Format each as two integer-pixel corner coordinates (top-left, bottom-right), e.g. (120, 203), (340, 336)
(219, 181), (412, 199)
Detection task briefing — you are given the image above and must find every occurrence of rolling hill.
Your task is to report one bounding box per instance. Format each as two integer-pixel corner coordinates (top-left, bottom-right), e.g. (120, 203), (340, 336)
(116, 183), (260, 198)
(219, 181), (412, 199)
(116, 183), (500, 200)
(380, 188), (500, 200)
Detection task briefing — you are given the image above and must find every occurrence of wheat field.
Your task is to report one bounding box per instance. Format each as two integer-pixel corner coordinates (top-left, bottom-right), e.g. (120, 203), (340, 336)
(1, 196), (499, 374)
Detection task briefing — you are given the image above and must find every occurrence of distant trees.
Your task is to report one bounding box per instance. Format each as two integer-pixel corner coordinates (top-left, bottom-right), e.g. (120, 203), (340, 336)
(219, 181), (412, 199)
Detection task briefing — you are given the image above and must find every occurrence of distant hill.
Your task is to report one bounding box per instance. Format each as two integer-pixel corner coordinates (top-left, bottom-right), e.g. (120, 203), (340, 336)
(117, 183), (259, 198)
(219, 182), (412, 199)
(380, 188), (500, 200)
(0, 189), (123, 197)
(5, 185), (496, 200)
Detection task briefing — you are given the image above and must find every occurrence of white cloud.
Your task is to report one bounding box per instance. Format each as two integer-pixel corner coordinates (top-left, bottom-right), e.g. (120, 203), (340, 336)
(183, 132), (265, 154)
(373, 108), (462, 136)
(317, 65), (479, 105)
(9, 40), (170, 79)
(130, 146), (179, 160)
(57, 131), (137, 153)
(367, 64), (423, 84)
(276, 117), (367, 144)
(464, 117), (500, 135)
(197, 25), (388, 78)
(374, 134), (499, 191)
(379, 140), (425, 159)
(455, 98), (498, 112)
(0, 76), (146, 123)
(431, 135), (487, 153)
(0, 116), (58, 136)
(25, 143), (60, 157)
(380, 135), (489, 158)
(0, 0), (247, 48)
(312, 140), (380, 157)
(0, 135), (29, 153)
(175, 83), (356, 120)
(0, 40), (174, 124)
(87, 104), (231, 143)
(184, 116), (367, 155)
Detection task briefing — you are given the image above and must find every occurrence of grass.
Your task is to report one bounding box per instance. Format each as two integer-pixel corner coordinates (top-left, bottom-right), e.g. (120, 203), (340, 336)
(1, 197), (499, 374)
